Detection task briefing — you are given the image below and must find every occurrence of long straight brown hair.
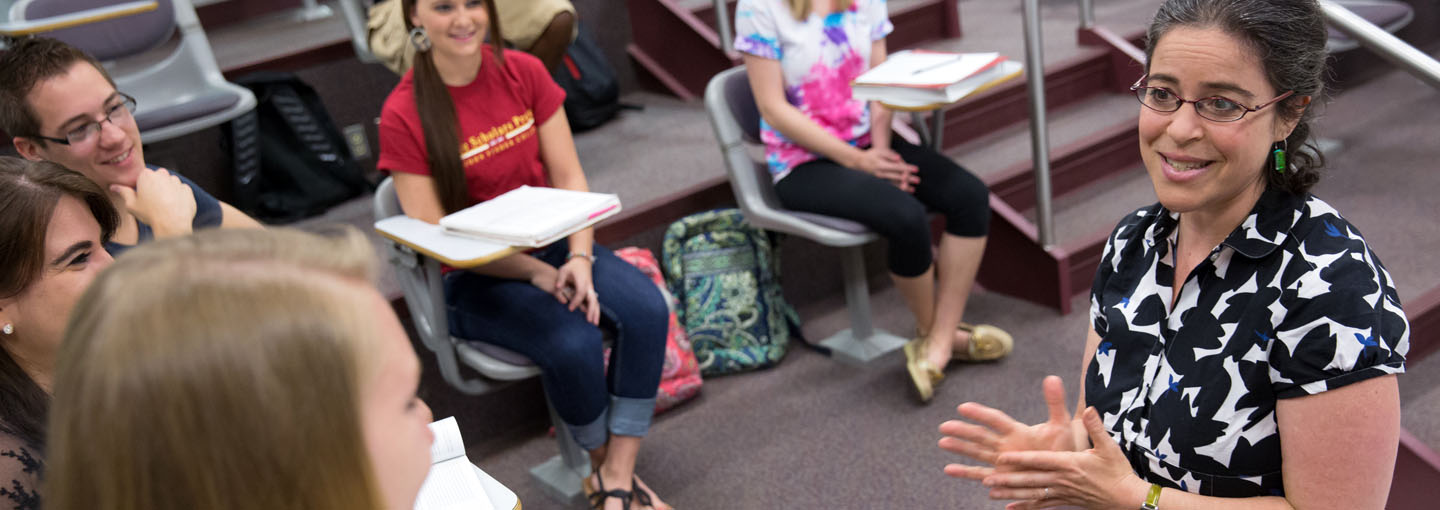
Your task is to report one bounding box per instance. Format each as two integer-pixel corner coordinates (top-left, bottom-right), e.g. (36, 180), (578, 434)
(0, 157), (117, 451)
(401, 0), (505, 214)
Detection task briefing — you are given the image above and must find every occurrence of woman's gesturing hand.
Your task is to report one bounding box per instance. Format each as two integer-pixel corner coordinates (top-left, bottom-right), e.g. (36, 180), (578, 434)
(939, 376), (1081, 482)
(854, 146), (919, 192)
(981, 407), (1149, 510)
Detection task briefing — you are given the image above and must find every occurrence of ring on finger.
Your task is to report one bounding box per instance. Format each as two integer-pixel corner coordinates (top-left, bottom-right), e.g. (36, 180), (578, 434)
(1043, 487), (1050, 499)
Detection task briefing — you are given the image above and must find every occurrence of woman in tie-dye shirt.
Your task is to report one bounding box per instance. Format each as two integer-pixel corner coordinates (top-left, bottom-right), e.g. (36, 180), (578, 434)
(736, 0), (1011, 403)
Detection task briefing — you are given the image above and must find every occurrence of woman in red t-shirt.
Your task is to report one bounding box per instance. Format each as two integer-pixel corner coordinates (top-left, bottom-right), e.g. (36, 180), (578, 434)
(376, 2), (671, 509)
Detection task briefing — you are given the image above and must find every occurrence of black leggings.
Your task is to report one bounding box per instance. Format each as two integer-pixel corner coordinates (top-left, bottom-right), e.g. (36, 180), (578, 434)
(773, 137), (990, 277)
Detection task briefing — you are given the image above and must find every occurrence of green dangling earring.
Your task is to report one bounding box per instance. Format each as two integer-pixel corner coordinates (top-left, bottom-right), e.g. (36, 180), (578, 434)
(1273, 141), (1287, 174)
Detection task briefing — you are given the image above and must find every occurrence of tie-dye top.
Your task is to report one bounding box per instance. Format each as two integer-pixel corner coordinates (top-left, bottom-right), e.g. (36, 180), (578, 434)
(734, 0), (893, 180)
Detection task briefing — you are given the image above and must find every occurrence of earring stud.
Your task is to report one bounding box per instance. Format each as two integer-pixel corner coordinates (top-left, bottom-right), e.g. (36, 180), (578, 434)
(2, 323), (12, 335)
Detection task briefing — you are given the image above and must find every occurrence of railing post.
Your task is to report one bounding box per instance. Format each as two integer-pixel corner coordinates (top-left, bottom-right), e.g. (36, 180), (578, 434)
(1023, 0), (1056, 248)
(714, 0), (735, 55)
(1079, 0), (1095, 29)
(1321, 0), (1440, 90)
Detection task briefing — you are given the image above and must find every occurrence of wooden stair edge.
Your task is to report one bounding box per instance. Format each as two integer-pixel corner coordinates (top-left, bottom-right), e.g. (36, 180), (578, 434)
(626, 0), (736, 98)
(1406, 286), (1440, 364)
(936, 29), (1146, 150)
(975, 196), (1072, 313)
(984, 121), (1141, 210)
(1389, 428), (1440, 508)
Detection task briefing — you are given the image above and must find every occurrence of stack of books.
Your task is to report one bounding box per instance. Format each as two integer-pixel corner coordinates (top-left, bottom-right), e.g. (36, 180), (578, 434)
(439, 185), (622, 247)
(851, 50), (1024, 108)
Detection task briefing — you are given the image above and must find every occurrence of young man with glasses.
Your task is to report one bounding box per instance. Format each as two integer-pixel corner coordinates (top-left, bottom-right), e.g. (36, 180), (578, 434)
(1, 36), (260, 254)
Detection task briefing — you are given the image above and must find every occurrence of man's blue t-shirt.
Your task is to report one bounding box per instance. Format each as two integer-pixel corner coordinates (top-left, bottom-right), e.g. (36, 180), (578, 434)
(103, 166), (223, 255)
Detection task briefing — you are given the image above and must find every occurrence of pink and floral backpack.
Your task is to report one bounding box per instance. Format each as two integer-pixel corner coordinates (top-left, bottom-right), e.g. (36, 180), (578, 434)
(611, 247), (702, 413)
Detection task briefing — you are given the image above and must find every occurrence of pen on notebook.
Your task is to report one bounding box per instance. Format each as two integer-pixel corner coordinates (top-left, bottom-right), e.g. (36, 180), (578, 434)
(911, 55), (963, 75)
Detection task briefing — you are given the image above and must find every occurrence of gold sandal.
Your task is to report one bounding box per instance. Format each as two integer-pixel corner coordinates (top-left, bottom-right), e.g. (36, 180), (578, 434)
(954, 322), (1013, 361)
(904, 337), (944, 403)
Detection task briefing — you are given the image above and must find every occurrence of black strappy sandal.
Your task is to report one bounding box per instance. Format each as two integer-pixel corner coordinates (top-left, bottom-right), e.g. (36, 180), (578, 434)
(587, 471), (633, 510)
(630, 477), (654, 509)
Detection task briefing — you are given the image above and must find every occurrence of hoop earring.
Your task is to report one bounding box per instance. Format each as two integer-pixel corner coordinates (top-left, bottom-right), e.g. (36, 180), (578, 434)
(1272, 140), (1287, 174)
(409, 27), (432, 52)
(2, 323), (12, 335)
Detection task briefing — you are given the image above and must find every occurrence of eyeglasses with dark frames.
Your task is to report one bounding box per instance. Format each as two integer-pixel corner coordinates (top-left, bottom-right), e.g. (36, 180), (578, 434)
(29, 93), (138, 146)
(1130, 75), (1294, 123)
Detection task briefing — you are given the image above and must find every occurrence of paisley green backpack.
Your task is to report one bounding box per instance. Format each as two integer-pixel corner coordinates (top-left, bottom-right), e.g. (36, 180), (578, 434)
(661, 209), (802, 376)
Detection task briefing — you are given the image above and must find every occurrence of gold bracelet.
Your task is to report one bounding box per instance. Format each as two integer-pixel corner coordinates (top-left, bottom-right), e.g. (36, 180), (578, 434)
(1140, 484), (1162, 510)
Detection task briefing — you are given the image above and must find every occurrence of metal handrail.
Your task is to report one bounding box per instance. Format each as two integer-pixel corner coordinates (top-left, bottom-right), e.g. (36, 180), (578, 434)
(1079, 0), (1095, 30)
(1023, 0), (1055, 248)
(1322, 0), (1440, 91)
(714, 0), (734, 54)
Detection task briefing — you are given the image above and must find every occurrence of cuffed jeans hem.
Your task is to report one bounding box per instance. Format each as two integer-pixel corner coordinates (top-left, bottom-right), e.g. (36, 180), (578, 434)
(569, 408), (610, 451)
(609, 395), (656, 438)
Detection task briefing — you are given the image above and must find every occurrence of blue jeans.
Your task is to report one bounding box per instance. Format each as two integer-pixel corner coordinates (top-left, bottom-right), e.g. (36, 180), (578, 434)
(445, 244), (668, 450)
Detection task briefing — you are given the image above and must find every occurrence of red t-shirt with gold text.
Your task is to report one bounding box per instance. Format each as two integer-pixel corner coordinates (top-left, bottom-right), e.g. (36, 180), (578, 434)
(377, 47), (565, 205)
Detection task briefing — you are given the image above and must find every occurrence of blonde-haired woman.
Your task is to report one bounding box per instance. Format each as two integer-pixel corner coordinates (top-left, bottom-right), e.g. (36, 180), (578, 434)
(44, 228), (436, 510)
(736, 0), (1011, 403)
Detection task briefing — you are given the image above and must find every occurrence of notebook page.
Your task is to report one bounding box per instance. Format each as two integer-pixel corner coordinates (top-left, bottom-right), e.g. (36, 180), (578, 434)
(440, 186), (619, 242)
(414, 458), (494, 510)
(854, 51), (1001, 87)
(429, 417), (466, 463)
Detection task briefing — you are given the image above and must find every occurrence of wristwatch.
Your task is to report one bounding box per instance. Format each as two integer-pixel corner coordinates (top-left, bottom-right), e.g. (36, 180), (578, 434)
(1140, 484), (1162, 510)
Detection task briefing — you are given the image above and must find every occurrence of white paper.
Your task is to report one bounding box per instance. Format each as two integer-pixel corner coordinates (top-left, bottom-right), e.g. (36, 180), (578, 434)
(414, 459), (494, 510)
(428, 417), (466, 463)
(854, 50), (1001, 87)
(414, 417), (495, 510)
(439, 186), (621, 246)
(853, 60), (1023, 107)
(374, 216), (511, 263)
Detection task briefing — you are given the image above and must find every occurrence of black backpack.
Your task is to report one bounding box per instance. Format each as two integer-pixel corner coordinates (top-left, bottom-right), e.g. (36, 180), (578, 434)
(551, 23), (634, 132)
(227, 72), (373, 223)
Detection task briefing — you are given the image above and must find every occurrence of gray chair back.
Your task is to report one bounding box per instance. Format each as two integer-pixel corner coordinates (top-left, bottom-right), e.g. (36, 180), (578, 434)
(18, 0), (173, 60)
(704, 66), (875, 247)
(11, 0), (256, 143)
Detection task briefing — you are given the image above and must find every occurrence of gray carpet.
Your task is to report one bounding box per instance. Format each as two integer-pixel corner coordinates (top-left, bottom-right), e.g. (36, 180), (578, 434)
(446, 29), (1440, 510)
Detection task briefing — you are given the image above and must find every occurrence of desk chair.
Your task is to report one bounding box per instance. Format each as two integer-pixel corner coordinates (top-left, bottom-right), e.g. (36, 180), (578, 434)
(2, 0), (255, 143)
(703, 66), (908, 365)
(373, 177), (592, 505)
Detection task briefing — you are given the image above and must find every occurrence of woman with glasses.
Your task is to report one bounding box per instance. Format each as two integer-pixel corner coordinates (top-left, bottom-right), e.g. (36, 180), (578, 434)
(937, 0), (1407, 508)
(0, 37), (261, 255)
(0, 157), (119, 510)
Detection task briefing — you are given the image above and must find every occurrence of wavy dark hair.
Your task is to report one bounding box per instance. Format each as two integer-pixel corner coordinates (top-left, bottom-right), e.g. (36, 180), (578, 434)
(0, 157), (118, 451)
(401, 0), (505, 214)
(1145, 0), (1329, 195)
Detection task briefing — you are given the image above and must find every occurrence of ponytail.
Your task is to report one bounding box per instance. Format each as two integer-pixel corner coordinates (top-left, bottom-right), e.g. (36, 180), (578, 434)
(400, 0), (506, 213)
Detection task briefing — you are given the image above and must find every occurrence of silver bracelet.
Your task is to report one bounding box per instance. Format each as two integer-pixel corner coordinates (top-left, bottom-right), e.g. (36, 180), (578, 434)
(566, 251), (596, 263)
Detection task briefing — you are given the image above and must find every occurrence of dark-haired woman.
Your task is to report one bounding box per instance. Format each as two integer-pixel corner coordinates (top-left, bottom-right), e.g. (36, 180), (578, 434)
(937, 0), (1407, 508)
(375, 2), (670, 509)
(0, 157), (118, 509)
